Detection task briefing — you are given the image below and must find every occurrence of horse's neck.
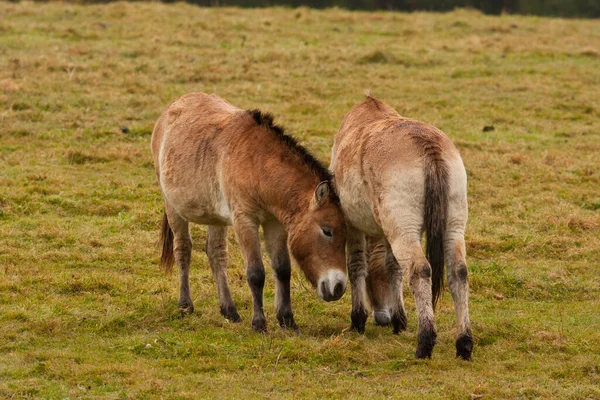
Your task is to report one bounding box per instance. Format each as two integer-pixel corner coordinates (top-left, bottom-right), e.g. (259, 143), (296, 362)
(230, 123), (317, 229)
(259, 172), (314, 229)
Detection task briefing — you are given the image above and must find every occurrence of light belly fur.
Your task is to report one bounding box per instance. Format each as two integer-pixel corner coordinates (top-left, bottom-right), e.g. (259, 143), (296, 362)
(159, 143), (232, 226)
(162, 181), (232, 226)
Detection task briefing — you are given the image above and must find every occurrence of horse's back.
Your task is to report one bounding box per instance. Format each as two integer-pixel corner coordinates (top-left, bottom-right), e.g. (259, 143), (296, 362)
(151, 92), (240, 166)
(335, 96), (460, 170)
(332, 95), (465, 236)
(152, 93), (241, 225)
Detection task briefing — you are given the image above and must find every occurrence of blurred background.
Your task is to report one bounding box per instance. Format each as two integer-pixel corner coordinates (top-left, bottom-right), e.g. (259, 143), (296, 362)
(49, 0), (600, 17)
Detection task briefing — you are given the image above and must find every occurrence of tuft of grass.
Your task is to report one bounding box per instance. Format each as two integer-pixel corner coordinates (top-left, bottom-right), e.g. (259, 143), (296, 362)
(358, 50), (391, 64)
(357, 50), (440, 67)
(66, 150), (108, 165)
(0, 2), (599, 399)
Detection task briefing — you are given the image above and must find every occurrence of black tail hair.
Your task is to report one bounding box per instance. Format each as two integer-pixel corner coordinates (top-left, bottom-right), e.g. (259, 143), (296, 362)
(424, 156), (449, 308)
(159, 211), (174, 273)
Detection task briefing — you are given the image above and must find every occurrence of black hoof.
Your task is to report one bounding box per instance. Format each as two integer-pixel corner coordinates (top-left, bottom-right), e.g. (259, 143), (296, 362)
(178, 301), (194, 316)
(277, 312), (298, 331)
(252, 318), (267, 333)
(391, 310), (407, 334)
(350, 308), (368, 334)
(415, 328), (437, 359)
(220, 305), (242, 323)
(456, 334), (473, 361)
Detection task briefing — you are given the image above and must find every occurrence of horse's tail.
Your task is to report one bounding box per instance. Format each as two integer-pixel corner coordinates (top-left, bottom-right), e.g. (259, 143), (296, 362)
(159, 211), (175, 273)
(423, 151), (450, 309)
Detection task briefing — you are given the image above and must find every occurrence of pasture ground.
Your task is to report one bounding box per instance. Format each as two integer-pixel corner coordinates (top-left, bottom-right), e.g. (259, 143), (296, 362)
(1, 2), (599, 398)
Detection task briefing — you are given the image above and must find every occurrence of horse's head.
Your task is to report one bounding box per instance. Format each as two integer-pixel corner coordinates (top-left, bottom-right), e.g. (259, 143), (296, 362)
(288, 181), (347, 302)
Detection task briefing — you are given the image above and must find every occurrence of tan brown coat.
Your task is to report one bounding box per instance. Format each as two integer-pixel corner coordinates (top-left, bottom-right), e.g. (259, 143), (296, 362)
(331, 95), (472, 359)
(152, 93), (347, 332)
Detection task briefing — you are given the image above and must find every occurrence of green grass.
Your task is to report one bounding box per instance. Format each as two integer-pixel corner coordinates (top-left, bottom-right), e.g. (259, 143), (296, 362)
(1, 2), (599, 398)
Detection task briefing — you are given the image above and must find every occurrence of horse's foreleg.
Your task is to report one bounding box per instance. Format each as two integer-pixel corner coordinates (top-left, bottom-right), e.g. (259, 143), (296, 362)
(347, 227), (368, 333)
(206, 225), (240, 322)
(391, 239), (437, 359)
(165, 206), (193, 314)
(233, 215), (267, 332)
(384, 241), (407, 333)
(263, 220), (297, 330)
(366, 237), (393, 327)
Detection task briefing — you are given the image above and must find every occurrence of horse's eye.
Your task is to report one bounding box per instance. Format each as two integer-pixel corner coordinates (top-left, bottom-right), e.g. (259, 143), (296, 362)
(321, 226), (333, 238)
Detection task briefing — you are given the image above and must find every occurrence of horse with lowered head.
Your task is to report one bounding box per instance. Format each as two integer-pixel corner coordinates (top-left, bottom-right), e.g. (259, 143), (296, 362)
(330, 94), (472, 360)
(151, 93), (347, 332)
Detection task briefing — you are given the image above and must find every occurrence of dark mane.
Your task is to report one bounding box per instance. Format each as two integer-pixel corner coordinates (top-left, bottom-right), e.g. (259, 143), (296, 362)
(246, 109), (339, 203)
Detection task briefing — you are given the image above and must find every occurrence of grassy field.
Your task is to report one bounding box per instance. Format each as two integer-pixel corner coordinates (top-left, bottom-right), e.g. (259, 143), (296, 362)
(1, 2), (599, 398)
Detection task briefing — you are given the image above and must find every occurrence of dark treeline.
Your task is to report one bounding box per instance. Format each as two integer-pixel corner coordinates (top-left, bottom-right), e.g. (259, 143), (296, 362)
(160, 0), (600, 17)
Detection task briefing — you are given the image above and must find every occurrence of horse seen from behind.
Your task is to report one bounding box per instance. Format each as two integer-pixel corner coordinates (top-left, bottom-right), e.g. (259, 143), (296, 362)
(330, 94), (472, 360)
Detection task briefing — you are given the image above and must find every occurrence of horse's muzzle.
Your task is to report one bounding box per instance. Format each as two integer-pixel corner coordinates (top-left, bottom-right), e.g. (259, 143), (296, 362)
(317, 270), (347, 302)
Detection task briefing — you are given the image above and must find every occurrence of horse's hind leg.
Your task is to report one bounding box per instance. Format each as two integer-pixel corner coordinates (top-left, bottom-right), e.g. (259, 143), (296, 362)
(445, 203), (472, 359)
(445, 237), (472, 360)
(206, 225), (240, 322)
(390, 237), (437, 359)
(441, 159), (473, 360)
(263, 220), (297, 330)
(165, 206), (193, 314)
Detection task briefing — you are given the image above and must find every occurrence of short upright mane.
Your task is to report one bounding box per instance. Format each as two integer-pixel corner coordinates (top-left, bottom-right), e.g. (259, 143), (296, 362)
(246, 109), (338, 202)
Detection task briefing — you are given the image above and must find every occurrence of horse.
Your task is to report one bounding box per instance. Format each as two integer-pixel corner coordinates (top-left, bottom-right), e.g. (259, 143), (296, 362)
(151, 93), (347, 332)
(330, 94), (472, 360)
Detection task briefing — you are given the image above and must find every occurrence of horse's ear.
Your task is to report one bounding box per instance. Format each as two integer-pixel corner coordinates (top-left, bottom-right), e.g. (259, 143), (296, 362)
(314, 181), (330, 206)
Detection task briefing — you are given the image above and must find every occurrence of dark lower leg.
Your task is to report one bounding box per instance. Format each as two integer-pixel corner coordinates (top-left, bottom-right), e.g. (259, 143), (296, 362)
(175, 239), (193, 314)
(165, 208), (194, 315)
(274, 260), (296, 329)
(456, 330), (473, 360)
(264, 221), (296, 330)
(235, 217), (267, 332)
(366, 237), (394, 328)
(349, 264), (368, 332)
(448, 260), (472, 360)
(416, 319), (437, 359)
(391, 308), (408, 334)
(410, 263), (437, 359)
(391, 240), (437, 358)
(385, 244), (407, 334)
(348, 230), (368, 333)
(247, 263), (266, 332)
(206, 226), (240, 322)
